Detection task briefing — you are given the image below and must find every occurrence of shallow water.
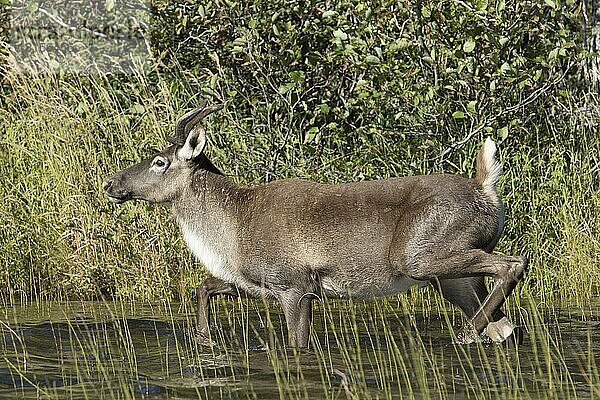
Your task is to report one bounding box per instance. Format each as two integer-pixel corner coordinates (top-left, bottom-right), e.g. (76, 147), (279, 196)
(0, 299), (598, 399)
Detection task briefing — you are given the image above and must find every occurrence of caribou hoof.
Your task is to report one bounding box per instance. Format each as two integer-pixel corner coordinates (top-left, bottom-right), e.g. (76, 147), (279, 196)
(456, 325), (480, 344)
(484, 317), (524, 345)
(455, 318), (524, 346)
(498, 325), (524, 346)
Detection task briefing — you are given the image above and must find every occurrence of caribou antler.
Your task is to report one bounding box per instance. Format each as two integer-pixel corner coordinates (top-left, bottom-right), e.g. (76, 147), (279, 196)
(166, 101), (224, 145)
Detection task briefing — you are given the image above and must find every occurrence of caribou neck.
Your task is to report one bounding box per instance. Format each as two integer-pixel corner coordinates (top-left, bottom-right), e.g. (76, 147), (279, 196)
(172, 169), (245, 224)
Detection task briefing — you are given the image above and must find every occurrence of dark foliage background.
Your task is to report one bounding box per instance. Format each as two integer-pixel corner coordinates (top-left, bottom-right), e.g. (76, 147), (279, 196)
(149, 0), (581, 180)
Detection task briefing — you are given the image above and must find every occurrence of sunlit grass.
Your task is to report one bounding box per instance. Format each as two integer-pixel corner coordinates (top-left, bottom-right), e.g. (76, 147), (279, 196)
(0, 294), (598, 399)
(1, 60), (599, 302)
(0, 45), (599, 400)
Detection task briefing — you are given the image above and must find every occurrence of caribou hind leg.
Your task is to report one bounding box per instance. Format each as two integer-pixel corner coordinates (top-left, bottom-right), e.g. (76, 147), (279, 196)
(466, 255), (527, 343)
(434, 276), (523, 344)
(402, 249), (526, 342)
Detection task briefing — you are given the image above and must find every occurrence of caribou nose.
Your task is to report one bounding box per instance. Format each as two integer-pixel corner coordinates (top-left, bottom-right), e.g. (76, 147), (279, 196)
(102, 179), (113, 192)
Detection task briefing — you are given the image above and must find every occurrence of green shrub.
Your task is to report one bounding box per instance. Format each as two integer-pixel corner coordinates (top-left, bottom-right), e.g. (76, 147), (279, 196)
(0, 0), (598, 301)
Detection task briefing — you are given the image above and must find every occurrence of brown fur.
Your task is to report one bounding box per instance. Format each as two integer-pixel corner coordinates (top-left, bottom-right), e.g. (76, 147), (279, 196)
(104, 104), (526, 348)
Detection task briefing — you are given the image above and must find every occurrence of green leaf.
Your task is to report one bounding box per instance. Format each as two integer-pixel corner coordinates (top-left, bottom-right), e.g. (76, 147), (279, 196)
(209, 74), (219, 89)
(289, 70), (305, 83)
(365, 55), (381, 64)
(497, 126), (509, 141)
(452, 111), (466, 119)
(304, 127), (319, 144)
(333, 29), (348, 41)
(496, 0), (505, 13)
(463, 39), (476, 53)
(26, 1), (38, 12)
(467, 100), (477, 114)
(322, 10), (337, 18)
(278, 82), (295, 94)
(396, 38), (410, 49)
(475, 0), (488, 12)
(232, 37), (246, 46)
(105, 0), (115, 11)
(544, 0), (556, 8)
(318, 103), (330, 114)
(130, 104), (145, 114)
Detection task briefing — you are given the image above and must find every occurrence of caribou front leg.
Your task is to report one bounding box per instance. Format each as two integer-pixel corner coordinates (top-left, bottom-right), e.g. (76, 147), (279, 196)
(196, 275), (240, 343)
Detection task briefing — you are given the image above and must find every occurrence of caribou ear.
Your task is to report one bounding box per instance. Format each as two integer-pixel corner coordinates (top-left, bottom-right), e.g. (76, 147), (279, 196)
(177, 126), (206, 161)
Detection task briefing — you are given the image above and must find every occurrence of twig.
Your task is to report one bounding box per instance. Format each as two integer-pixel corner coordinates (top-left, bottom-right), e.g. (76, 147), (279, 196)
(333, 369), (354, 400)
(37, 7), (108, 39)
(440, 63), (573, 161)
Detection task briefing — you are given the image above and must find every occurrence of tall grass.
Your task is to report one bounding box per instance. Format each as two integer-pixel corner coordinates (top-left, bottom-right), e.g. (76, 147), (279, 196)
(0, 65), (197, 300)
(1, 294), (598, 399)
(0, 56), (599, 303)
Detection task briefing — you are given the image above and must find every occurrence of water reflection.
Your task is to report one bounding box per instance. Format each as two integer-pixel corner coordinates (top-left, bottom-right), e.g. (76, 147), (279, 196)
(0, 300), (598, 399)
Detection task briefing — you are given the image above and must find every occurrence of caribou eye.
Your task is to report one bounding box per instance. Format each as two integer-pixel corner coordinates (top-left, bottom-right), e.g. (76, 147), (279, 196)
(151, 156), (169, 171)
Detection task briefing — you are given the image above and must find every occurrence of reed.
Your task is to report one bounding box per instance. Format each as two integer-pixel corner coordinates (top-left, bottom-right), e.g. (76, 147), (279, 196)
(0, 294), (598, 399)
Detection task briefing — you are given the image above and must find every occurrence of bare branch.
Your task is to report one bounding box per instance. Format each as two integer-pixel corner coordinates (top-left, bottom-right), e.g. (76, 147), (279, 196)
(440, 63), (573, 161)
(37, 6), (108, 39)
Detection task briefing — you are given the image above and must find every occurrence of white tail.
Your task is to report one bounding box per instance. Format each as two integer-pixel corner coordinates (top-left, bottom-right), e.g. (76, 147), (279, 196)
(476, 138), (503, 203)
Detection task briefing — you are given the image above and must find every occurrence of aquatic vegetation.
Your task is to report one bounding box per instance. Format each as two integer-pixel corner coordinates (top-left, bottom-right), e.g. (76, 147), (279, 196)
(0, 295), (598, 399)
